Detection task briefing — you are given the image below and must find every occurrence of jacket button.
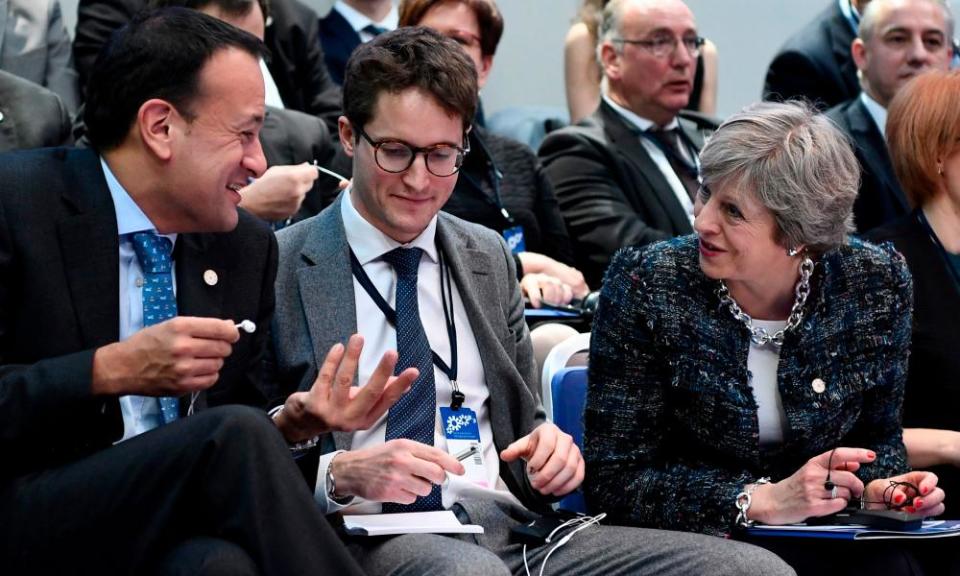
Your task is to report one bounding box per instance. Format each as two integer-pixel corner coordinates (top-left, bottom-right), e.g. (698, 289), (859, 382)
(812, 378), (826, 394)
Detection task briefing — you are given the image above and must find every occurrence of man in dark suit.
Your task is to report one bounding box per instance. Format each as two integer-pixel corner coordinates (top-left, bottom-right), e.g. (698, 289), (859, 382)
(0, 69), (72, 151)
(827, 0), (952, 233)
(271, 26), (791, 576)
(0, 9), (410, 574)
(74, 0), (341, 132)
(763, 1), (868, 110)
(539, 0), (716, 287)
(319, 0), (397, 85)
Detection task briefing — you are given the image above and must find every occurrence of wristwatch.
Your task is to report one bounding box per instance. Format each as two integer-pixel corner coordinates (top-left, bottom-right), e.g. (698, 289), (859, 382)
(268, 405), (319, 454)
(326, 452), (353, 504)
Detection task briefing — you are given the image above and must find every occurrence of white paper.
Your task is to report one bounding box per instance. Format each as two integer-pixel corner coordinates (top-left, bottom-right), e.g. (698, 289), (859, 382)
(342, 510), (485, 536)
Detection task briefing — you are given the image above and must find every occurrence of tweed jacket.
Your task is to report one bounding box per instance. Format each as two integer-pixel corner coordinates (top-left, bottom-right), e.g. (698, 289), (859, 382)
(584, 234), (912, 536)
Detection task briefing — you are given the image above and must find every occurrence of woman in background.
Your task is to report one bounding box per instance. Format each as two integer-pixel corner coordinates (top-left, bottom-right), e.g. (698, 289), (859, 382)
(866, 70), (960, 517)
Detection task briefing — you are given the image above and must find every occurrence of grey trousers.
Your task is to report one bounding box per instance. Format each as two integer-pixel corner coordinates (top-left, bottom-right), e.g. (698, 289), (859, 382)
(345, 499), (796, 576)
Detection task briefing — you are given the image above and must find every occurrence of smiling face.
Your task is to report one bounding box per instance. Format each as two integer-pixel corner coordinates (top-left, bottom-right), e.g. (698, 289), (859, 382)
(853, 0), (951, 107)
(416, 1), (493, 89)
(693, 180), (799, 300)
(602, 0), (697, 126)
(340, 87), (464, 243)
(165, 47), (267, 232)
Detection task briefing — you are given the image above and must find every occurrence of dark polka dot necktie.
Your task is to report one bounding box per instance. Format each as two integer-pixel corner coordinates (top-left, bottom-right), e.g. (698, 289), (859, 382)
(380, 247), (442, 512)
(132, 232), (180, 425)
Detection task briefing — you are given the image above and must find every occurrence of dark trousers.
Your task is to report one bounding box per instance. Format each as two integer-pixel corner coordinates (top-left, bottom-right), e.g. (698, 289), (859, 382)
(0, 406), (363, 576)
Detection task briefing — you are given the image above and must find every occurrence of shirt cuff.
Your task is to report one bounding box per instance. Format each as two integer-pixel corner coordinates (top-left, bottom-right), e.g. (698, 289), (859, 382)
(315, 449), (356, 514)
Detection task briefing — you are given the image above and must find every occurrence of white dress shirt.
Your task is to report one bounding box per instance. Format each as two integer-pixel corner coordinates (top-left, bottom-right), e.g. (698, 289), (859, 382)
(259, 58), (285, 109)
(101, 157), (178, 442)
(860, 91), (888, 138)
(602, 95), (696, 225)
(314, 189), (522, 514)
(332, 1), (398, 42)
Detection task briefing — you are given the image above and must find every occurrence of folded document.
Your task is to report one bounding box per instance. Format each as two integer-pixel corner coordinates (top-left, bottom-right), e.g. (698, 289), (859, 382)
(342, 511), (485, 536)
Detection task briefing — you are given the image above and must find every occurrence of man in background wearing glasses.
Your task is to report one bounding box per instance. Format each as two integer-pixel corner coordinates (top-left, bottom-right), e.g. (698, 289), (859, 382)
(268, 25), (792, 576)
(540, 0), (719, 288)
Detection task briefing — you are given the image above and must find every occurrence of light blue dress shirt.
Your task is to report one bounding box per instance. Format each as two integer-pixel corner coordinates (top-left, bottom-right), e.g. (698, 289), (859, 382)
(100, 158), (178, 442)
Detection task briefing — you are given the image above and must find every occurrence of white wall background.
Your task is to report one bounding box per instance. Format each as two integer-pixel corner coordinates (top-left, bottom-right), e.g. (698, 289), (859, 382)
(58, 0), (960, 120)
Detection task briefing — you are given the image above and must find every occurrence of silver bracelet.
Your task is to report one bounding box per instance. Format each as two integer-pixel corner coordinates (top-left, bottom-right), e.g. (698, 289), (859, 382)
(269, 405), (319, 452)
(735, 477), (771, 528)
(326, 451), (352, 503)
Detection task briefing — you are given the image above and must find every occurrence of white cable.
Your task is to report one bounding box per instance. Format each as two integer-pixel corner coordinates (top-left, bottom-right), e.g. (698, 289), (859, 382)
(538, 513), (606, 576)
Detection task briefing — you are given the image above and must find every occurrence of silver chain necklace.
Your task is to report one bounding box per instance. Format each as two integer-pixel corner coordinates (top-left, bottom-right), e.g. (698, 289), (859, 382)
(716, 256), (815, 348)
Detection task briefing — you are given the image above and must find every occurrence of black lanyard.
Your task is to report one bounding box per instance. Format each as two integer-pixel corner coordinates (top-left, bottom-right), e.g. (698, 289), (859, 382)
(460, 132), (512, 225)
(349, 246), (465, 409)
(638, 127), (701, 180)
(916, 210), (960, 293)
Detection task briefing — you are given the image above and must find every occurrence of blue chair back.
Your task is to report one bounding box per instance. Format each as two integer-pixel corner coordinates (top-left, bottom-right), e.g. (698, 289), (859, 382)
(550, 366), (588, 513)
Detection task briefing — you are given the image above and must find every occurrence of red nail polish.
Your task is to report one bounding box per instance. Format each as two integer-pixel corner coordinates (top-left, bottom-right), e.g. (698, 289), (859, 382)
(915, 499), (924, 508)
(894, 493), (905, 504)
(905, 506), (916, 514)
(922, 486), (930, 495)
(867, 451), (876, 460)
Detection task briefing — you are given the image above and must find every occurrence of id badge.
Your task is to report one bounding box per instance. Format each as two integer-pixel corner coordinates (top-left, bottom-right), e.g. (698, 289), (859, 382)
(439, 406), (488, 487)
(502, 226), (526, 255)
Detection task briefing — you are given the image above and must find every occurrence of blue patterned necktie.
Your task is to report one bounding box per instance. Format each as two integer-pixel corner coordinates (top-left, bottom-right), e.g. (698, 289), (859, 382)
(131, 232), (180, 425)
(380, 247), (442, 512)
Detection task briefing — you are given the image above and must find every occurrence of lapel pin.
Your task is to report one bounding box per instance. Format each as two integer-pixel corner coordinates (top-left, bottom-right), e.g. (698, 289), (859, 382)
(203, 269), (218, 286)
(812, 378), (826, 394)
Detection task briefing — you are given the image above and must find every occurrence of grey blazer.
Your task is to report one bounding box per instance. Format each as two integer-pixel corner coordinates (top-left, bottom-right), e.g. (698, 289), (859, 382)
(269, 194), (551, 511)
(0, 0), (79, 113)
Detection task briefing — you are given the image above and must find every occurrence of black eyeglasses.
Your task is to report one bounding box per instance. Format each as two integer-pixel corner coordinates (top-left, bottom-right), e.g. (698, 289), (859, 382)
(356, 126), (470, 177)
(614, 35), (705, 59)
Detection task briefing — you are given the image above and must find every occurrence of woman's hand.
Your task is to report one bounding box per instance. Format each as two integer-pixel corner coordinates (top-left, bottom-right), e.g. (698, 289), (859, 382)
(749, 447), (876, 525)
(864, 471), (945, 517)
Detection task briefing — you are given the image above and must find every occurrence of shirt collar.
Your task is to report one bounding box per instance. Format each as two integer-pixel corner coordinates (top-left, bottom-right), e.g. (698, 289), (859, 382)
(839, 0), (860, 35)
(602, 94), (680, 132)
(860, 91), (888, 137)
(341, 188), (439, 266)
(101, 157), (177, 243)
(334, 1), (398, 33)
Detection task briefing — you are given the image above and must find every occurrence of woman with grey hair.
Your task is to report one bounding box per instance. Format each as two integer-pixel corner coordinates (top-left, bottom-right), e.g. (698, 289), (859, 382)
(584, 101), (950, 575)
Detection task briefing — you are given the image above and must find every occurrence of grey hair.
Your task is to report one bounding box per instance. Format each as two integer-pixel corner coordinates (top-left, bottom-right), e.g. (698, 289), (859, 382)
(596, 0), (627, 64)
(859, 0), (954, 42)
(699, 101), (860, 254)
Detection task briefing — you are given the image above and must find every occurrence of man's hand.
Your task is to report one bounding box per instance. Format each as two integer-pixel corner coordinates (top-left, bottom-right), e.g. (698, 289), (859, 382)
(330, 439), (465, 503)
(273, 334), (417, 442)
(500, 422), (584, 497)
(92, 317), (239, 396)
(238, 163), (318, 221)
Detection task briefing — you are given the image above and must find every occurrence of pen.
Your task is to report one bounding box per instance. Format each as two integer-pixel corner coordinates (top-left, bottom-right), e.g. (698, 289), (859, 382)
(455, 445), (478, 462)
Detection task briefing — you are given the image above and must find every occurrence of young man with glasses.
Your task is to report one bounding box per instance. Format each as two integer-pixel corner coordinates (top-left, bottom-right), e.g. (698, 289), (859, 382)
(269, 25), (793, 576)
(540, 0), (719, 288)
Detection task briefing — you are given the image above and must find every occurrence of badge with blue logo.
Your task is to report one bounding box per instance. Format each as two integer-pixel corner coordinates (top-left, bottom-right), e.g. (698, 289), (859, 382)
(502, 226), (526, 255)
(439, 406), (488, 487)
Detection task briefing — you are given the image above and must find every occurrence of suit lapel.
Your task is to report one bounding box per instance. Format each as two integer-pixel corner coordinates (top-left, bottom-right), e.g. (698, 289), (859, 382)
(57, 150), (121, 349)
(828, 3), (860, 97)
(297, 197), (357, 450)
(848, 100), (910, 213)
(600, 102), (692, 232)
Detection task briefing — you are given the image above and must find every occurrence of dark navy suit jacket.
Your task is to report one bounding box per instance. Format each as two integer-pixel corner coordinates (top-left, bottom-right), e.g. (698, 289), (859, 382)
(318, 6), (361, 86)
(827, 97), (909, 233)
